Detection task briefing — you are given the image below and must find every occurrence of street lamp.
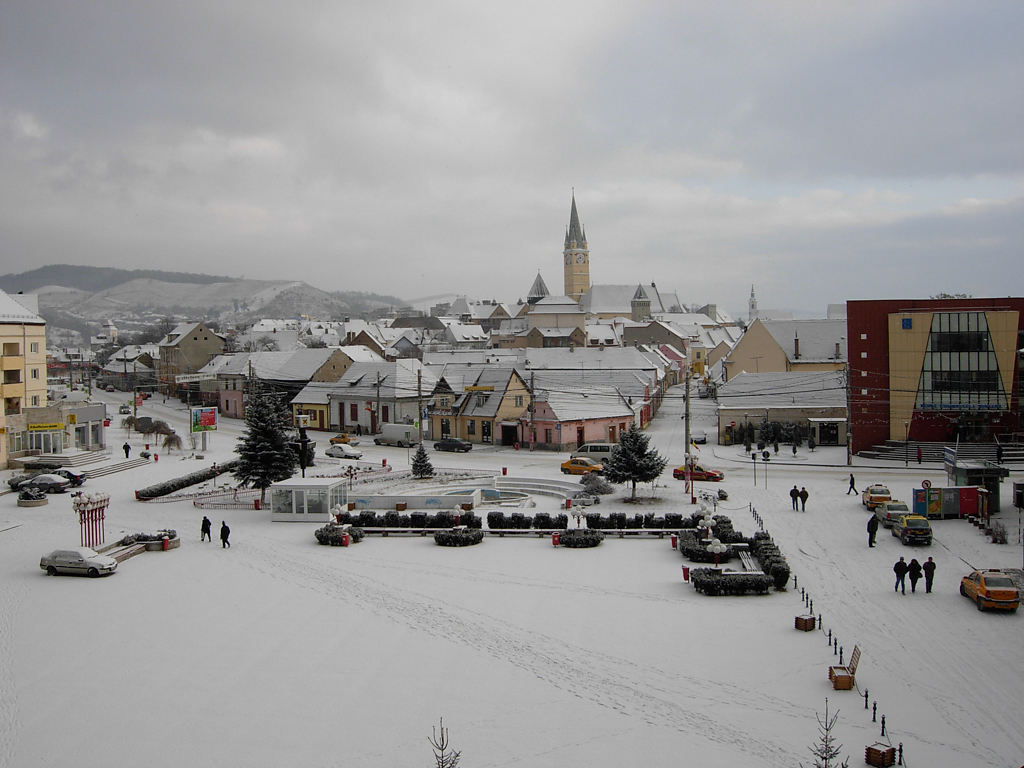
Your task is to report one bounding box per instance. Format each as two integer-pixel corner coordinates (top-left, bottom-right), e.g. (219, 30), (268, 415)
(904, 420), (910, 468)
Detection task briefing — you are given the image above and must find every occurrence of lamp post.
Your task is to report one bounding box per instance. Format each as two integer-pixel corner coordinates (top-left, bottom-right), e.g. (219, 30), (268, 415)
(904, 420), (910, 468)
(707, 538), (727, 567)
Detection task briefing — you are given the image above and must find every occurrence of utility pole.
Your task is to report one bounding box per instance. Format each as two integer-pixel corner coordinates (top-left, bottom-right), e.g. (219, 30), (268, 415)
(375, 371), (383, 432)
(417, 368), (423, 444)
(529, 371), (535, 451)
(684, 368), (694, 504)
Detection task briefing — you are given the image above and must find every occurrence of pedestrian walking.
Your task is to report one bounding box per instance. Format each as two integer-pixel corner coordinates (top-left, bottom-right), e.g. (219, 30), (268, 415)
(916, 446), (922, 464)
(123, 441), (131, 459)
(893, 556), (909, 594)
(790, 485), (800, 510)
(923, 556), (936, 593)
(908, 558), (923, 593)
(847, 474), (857, 494)
(799, 487), (809, 511)
(867, 514), (879, 547)
(201, 516), (212, 542)
(220, 521), (231, 548)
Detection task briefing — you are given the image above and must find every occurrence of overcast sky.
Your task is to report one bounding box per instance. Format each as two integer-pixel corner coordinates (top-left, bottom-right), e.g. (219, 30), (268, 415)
(1, 1), (1021, 316)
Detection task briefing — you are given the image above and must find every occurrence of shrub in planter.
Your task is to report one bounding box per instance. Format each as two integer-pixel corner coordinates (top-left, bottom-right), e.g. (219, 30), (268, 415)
(333, 511), (353, 525)
(398, 514), (411, 527)
(664, 512), (683, 528)
(509, 512), (528, 530)
(584, 512), (604, 530)
(459, 510), (482, 529)
(609, 512), (627, 529)
(382, 511), (402, 528)
(580, 472), (614, 495)
(428, 511), (455, 529)
(533, 512), (553, 529)
(558, 529), (604, 548)
(487, 511), (506, 530)
(691, 568), (773, 596)
(553, 513), (568, 529)
(434, 528), (484, 547)
(676, 533), (735, 564)
(355, 510), (378, 528)
(770, 562), (791, 591)
(410, 512), (428, 528)
(314, 525), (365, 546)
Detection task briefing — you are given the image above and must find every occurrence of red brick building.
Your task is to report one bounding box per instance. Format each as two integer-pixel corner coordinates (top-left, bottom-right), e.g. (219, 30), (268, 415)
(847, 298), (1024, 454)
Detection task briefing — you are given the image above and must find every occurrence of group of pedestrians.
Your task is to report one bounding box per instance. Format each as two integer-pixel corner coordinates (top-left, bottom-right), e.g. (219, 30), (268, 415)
(201, 515), (231, 548)
(789, 485), (810, 511)
(893, 556), (936, 594)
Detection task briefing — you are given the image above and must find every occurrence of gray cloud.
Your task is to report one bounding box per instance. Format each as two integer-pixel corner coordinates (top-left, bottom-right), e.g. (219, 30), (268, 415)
(1, 1), (1021, 317)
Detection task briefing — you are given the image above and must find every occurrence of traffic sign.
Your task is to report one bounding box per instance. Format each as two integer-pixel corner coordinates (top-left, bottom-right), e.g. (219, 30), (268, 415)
(921, 479), (931, 490)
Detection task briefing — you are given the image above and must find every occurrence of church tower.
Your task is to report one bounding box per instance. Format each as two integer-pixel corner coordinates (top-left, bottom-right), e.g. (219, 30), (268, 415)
(748, 285), (758, 324)
(562, 193), (591, 302)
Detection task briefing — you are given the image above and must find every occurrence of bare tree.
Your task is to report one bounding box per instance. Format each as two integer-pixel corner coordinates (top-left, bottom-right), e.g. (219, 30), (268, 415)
(162, 433), (183, 452)
(428, 718), (461, 768)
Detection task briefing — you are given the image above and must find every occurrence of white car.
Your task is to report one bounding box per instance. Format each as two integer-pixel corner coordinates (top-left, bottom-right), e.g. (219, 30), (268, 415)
(40, 547), (118, 577)
(325, 443), (363, 460)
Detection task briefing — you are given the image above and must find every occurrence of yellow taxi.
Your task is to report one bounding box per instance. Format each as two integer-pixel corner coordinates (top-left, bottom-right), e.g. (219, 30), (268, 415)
(960, 569), (1019, 613)
(329, 432), (360, 446)
(560, 457), (604, 475)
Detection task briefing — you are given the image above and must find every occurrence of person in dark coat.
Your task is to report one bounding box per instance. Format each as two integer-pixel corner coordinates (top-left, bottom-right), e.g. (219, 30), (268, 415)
(790, 485), (800, 510)
(908, 558), (923, 593)
(923, 556), (936, 593)
(847, 474), (857, 495)
(916, 446), (922, 464)
(867, 514), (879, 547)
(893, 556), (909, 594)
(798, 487), (809, 511)
(220, 521), (231, 548)
(201, 516), (212, 542)
(123, 441), (131, 459)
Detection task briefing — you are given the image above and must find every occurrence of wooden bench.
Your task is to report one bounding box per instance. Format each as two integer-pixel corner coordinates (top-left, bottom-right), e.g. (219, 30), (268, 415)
(828, 644), (861, 690)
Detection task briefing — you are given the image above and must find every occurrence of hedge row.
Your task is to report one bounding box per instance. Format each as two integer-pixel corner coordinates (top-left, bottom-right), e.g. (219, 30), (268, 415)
(675, 529), (736, 564)
(314, 525), (366, 546)
(749, 533), (790, 591)
(690, 568), (773, 596)
(486, 511), (569, 529)
(434, 529), (485, 547)
(119, 530), (177, 545)
(135, 460), (240, 500)
(558, 529), (605, 548)
(333, 510), (482, 529)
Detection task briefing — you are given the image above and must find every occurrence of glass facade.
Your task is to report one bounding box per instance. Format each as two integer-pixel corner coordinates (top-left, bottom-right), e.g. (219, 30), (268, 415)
(916, 312), (1007, 411)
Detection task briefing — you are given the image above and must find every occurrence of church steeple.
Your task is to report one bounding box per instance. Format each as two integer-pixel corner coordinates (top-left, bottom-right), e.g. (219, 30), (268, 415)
(562, 191), (591, 302)
(748, 284), (758, 323)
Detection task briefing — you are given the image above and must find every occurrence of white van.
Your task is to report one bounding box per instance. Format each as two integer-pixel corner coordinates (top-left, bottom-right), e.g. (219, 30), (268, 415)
(571, 442), (618, 461)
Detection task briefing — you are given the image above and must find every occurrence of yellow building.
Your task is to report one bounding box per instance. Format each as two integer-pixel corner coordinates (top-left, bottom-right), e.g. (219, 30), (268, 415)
(562, 193), (591, 302)
(722, 319), (847, 382)
(0, 291), (48, 468)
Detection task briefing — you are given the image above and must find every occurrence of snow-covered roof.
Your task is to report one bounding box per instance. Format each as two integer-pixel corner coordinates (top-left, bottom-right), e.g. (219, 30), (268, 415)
(0, 289), (45, 324)
(759, 319), (847, 363)
(200, 349), (338, 381)
(717, 371), (847, 410)
(580, 284), (681, 315)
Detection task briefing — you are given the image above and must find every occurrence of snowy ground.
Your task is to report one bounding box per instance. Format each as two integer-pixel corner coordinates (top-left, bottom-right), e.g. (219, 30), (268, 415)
(1, 387), (1022, 767)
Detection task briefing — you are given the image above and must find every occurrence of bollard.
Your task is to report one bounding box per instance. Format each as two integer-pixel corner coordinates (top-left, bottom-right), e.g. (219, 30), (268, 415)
(828, 629), (832, 643)
(872, 702), (877, 722)
(809, 599), (813, 614)
(839, 646), (844, 665)
(154, 453), (159, 462)
(670, 534), (677, 549)
(864, 690), (869, 709)
(880, 715), (886, 737)
(818, 613), (822, 627)
(162, 535), (169, 551)
(898, 743), (903, 765)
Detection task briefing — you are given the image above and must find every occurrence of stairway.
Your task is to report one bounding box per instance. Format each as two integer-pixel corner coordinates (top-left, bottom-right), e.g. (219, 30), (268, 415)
(82, 458), (151, 478)
(858, 440), (1024, 464)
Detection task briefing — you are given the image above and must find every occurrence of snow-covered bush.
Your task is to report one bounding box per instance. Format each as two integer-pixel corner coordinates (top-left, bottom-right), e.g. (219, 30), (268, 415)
(434, 528), (484, 547)
(558, 529), (604, 548)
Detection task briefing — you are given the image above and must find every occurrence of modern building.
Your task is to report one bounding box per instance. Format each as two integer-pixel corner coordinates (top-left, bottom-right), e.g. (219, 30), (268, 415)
(847, 297), (1024, 454)
(0, 291), (48, 468)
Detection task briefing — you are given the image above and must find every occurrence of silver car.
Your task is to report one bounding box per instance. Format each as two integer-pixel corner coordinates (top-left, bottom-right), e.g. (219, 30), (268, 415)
(40, 547), (118, 577)
(325, 443), (363, 459)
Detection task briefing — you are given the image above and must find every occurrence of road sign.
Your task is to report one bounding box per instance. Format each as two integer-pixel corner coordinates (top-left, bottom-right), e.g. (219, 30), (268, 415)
(922, 479), (932, 490)
(175, 373), (216, 384)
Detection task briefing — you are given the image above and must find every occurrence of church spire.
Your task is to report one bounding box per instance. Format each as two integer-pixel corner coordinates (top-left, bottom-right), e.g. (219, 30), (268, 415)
(566, 192), (586, 247)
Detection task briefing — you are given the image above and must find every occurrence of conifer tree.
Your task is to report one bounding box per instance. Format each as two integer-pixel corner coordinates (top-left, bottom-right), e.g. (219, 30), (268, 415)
(803, 698), (849, 768)
(233, 379), (297, 503)
(601, 424), (668, 501)
(411, 443), (434, 478)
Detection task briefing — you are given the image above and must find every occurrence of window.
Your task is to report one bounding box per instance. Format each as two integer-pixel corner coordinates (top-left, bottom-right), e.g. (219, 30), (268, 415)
(3, 370), (21, 384)
(481, 421), (492, 443)
(2, 343), (19, 356)
(476, 395), (486, 406)
(439, 396), (450, 408)
(861, 370), (867, 377)
(350, 403), (358, 422)
(514, 395), (523, 407)
(544, 428), (552, 443)
(440, 418), (450, 437)
(467, 420), (476, 435)
(30, 342), (39, 353)
(30, 368), (39, 379)
(915, 312), (1007, 411)
(30, 395), (38, 406)
(860, 333), (867, 340)
(381, 405), (389, 423)
(8, 430), (24, 454)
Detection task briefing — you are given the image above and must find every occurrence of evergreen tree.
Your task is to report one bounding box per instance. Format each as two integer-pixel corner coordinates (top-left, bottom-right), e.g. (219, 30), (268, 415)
(411, 444), (434, 478)
(428, 717), (461, 768)
(601, 424), (668, 501)
(802, 698), (849, 768)
(233, 379), (297, 503)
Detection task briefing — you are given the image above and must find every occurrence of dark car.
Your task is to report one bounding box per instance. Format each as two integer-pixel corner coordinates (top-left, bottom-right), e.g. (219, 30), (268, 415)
(434, 437), (472, 453)
(54, 468), (87, 487)
(18, 473), (72, 493)
(8, 473), (35, 490)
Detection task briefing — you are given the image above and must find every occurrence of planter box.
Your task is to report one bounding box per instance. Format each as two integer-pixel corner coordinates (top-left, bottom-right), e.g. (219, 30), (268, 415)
(395, 502), (407, 511)
(794, 615), (816, 631)
(347, 502), (356, 511)
(461, 503), (473, 511)
(865, 743), (895, 767)
(17, 498), (48, 508)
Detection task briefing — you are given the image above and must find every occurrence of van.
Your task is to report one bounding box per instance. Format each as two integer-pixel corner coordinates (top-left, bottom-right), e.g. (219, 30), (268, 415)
(571, 442), (618, 461)
(373, 423), (421, 447)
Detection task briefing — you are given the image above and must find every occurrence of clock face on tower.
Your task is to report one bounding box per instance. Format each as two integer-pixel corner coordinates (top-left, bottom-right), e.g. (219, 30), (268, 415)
(576, 254), (585, 264)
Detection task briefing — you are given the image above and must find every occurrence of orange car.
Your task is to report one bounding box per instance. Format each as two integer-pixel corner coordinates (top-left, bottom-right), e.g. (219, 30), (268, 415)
(329, 433), (359, 446)
(561, 457), (604, 475)
(960, 569), (1020, 613)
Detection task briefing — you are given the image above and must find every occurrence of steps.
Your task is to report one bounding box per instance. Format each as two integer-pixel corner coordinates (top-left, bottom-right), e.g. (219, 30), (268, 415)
(858, 440), (1024, 464)
(82, 458), (151, 478)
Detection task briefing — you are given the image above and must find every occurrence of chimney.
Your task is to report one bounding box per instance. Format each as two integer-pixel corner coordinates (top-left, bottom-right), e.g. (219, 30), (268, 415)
(794, 334), (800, 359)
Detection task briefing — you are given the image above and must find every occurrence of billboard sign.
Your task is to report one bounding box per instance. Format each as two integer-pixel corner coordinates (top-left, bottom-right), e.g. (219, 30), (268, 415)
(190, 406), (218, 433)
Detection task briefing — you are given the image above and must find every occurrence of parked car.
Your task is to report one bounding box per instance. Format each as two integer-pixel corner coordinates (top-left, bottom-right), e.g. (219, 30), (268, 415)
(329, 433), (360, 446)
(105, 384), (116, 392)
(325, 443), (363, 460)
(40, 547), (118, 577)
(960, 569), (1019, 612)
(891, 513), (932, 545)
(672, 462), (724, 481)
(53, 468), (87, 487)
(434, 437), (472, 453)
(118, 404), (131, 414)
(692, 430), (708, 444)
(560, 457), (604, 475)
(17, 473), (71, 493)
(874, 500), (910, 528)
(7, 473), (35, 490)
(862, 484), (892, 510)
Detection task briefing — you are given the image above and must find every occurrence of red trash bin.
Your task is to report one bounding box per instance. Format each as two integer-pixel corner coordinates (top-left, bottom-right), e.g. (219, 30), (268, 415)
(341, 532), (351, 547)
(552, 532), (560, 546)
(382, 458), (387, 467)
(671, 534), (677, 549)
(682, 565), (690, 582)
(565, 498), (572, 510)
(162, 535), (169, 551)
(254, 499), (261, 510)
(154, 453), (158, 462)
(502, 467), (507, 476)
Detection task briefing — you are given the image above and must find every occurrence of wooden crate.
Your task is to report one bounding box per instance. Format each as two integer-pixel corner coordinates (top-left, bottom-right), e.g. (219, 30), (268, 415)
(865, 743), (895, 766)
(794, 615), (816, 631)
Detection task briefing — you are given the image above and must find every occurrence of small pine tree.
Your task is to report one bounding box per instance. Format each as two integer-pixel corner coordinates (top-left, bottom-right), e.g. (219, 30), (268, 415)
(411, 444), (434, 478)
(601, 424), (668, 501)
(802, 698), (849, 768)
(428, 717), (461, 768)
(233, 379), (298, 503)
